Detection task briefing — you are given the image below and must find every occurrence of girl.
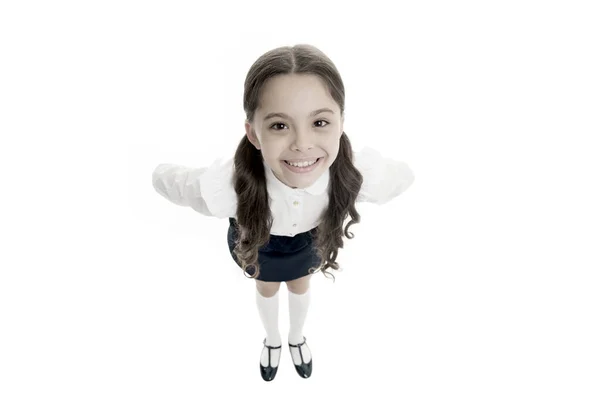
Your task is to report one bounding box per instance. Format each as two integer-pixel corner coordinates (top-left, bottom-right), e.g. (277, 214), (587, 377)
(152, 44), (415, 381)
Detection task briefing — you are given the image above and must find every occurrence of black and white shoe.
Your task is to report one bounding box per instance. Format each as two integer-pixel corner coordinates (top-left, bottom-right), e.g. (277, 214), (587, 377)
(288, 336), (312, 378)
(260, 338), (281, 381)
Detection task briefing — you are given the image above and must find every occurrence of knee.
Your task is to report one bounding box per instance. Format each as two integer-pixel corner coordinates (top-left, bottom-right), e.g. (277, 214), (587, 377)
(256, 280), (281, 297)
(286, 275), (311, 294)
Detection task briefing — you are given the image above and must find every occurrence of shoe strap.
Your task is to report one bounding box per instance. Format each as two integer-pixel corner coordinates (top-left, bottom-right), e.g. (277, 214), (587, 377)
(288, 336), (307, 365)
(288, 336), (306, 348)
(263, 338), (282, 349)
(263, 339), (282, 368)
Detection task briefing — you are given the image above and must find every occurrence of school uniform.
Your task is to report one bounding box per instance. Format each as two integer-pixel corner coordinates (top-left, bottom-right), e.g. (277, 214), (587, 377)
(152, 146), (415, 282)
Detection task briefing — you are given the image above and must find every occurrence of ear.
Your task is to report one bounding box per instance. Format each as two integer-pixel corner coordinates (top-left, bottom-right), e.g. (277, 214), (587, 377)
(245, 121), (261, 150)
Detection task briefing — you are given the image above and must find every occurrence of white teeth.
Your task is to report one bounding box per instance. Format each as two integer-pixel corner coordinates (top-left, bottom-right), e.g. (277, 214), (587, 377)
(285, 159), (317, 168)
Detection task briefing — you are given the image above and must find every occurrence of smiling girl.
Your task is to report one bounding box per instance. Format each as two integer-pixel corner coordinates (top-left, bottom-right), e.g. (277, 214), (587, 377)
(152, 44), (415, 381)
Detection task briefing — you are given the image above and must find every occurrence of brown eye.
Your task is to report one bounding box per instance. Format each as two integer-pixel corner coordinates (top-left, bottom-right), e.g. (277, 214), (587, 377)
(315, 120), (329, 128)
(270, 122), (287, 131)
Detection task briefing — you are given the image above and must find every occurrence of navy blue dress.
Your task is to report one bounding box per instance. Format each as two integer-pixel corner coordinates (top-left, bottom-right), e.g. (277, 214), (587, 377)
(227, 217), (322, 282)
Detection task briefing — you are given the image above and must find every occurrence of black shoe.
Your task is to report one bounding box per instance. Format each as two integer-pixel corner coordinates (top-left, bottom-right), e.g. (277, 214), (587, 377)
(288, 336), (312, 378)
(260, 338), (281, 381)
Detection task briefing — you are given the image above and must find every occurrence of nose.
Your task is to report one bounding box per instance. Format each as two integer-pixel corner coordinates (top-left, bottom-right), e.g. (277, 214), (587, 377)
(291, 129), (314, 152)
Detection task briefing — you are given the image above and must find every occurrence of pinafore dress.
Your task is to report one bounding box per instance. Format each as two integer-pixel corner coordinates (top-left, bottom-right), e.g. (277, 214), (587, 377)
(226, 217), (322, 282)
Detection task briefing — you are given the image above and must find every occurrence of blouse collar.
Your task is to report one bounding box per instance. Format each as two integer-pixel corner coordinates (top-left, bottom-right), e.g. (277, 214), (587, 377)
(263, 157), (329, 196)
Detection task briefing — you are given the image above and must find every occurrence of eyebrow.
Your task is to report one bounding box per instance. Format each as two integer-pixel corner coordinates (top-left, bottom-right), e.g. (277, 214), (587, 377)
(263, 107), (335, 121)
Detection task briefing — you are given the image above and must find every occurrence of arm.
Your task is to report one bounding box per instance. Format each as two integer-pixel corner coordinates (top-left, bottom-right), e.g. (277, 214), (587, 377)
(354, 147), (415, 205)
(152, 164), (213, 216)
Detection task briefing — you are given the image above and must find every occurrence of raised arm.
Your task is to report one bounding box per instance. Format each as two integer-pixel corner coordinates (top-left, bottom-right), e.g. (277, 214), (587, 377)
(152, 164), (213, 216)
(354, 146), (415, 205)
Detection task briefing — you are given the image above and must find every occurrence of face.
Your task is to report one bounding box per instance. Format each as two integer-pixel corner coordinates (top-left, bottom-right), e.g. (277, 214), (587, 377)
(245, 73), (344, 189)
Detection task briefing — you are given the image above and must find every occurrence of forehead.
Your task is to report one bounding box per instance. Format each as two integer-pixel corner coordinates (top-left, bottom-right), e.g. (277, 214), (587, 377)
(258, 74), (336, 113)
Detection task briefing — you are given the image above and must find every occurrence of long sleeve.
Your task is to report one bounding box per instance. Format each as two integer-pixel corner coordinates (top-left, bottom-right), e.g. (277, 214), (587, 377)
(152, 164), (213, 216)
(354, 146), (415, 205)
(152, 157), (237, 218)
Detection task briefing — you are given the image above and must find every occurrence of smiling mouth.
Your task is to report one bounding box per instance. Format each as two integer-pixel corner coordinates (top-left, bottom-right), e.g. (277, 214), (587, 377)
(283, 157), (321, 164)
(284, 158), (321, 166)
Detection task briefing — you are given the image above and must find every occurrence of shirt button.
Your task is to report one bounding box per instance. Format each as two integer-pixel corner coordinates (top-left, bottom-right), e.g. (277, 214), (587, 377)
(293, 201), (299, 206)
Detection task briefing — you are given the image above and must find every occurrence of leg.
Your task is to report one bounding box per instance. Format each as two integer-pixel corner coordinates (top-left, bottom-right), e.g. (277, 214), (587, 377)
(285, 274), (311, 295)
(255, 280), (282, 370)
(286, 274), (312, 365)
(256, 279), (281, 297)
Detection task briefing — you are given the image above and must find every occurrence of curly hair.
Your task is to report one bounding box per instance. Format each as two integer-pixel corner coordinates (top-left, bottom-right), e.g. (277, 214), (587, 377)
(231, 44), (363, 282)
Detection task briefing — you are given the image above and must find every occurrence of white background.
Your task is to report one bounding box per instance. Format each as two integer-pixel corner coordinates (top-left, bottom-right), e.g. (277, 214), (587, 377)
(1, 0), (599, 398)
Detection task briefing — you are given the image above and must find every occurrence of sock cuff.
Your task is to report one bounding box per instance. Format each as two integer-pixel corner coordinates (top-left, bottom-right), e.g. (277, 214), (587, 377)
(256, 287), (280, 302)
(288, 287), (310, 298)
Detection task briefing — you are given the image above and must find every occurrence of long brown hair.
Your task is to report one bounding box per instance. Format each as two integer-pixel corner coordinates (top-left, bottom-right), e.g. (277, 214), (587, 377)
(231, 44), (363, 282)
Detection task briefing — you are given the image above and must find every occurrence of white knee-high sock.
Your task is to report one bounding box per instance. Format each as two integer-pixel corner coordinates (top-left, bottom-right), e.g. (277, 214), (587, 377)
(288, 288), (312, 364)
(256, 288), (281, 368)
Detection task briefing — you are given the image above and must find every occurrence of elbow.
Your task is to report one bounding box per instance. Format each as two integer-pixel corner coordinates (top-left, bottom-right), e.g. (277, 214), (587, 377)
(397, 162), (415, 194)
(152, 164), (171, 195)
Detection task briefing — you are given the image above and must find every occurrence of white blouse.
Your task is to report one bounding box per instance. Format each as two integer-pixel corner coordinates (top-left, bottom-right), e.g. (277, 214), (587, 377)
(152, 146), (415, 237)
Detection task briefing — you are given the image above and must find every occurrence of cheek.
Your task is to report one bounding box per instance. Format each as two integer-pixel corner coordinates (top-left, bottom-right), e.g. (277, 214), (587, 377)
(262, 142), (285, 157)
(259, 135), (280, 149)
(261, 148), (281, 164)
(324, 139), (340, 153)
(325, 144), (341, 162)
